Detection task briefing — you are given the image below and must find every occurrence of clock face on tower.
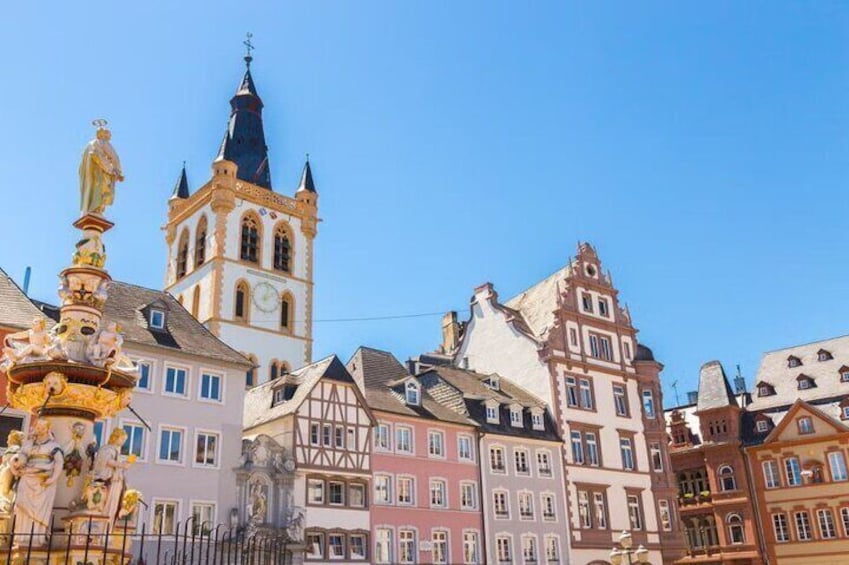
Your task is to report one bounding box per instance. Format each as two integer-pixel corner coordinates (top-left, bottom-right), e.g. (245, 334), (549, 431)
(252, 282), (280, 313)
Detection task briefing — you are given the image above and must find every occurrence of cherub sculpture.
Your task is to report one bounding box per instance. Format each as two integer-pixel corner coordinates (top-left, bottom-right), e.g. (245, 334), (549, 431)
(1, 318), (60, 368)
(87, 322), (135, 371)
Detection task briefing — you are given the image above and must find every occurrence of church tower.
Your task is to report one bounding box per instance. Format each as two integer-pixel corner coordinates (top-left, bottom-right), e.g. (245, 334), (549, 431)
(164, 50), (318, 386)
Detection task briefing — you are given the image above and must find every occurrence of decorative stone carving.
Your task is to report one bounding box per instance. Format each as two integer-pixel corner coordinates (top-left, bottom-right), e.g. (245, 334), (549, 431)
(248, 481), (268, 524)
(73, 229), (107, 269)
(85, 428), (135, 524)
(13, 420), (64, 546)
(58, 272), (109, 309)
(1, 318), (62, 369)
(236, 435), (298, 541)
(0, 431), (25, 513)
(62, 422), (86, 487)
(87, 322), (135, 371)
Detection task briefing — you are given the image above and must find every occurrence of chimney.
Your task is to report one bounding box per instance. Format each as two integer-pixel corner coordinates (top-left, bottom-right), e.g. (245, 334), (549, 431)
(441, 311), (460, 354)
(687, 390), (699, 405)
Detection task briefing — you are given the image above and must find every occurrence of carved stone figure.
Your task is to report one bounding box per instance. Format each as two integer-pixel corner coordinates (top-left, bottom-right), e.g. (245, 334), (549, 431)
(1, 318), (60, 368)
(63, 422), (86, 487)
(88, 428), (134, 524)
(248, 482), (267, 524)
(117, 489), (142, 522)
(87, 322), (134, 371)
(79, 124), (123, 216)
(13, 420), (64, 546)
(285, 507), (304, 542)
(72, 229), (107, 268)
(0, 431), (25, 513)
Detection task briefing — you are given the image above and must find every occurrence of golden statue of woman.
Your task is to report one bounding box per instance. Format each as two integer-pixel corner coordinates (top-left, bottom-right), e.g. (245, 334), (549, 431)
(79, 120), (124, 216)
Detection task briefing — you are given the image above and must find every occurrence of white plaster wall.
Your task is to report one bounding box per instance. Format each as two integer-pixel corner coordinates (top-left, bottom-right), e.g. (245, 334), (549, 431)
(455, 299), (551, 406)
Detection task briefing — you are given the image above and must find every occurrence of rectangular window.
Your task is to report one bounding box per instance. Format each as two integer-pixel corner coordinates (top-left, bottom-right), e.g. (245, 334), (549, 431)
(841, 508), (849, 537)
(150, 310), (165, 329)
(310, 423), (319, 446)
(763, 460), (781, 488)
(152, 500), (178, 535)
(818, 509), (837, 539)
(598, 297), (609, 317)
(785, 457), (802, 486)
(493, 491), (509, 518)
(458, 435), (474, 461)
(397, 477), (414, 505)
(519, 492), (534, 520)
(522, 536), (538, 564)
(307, 478), (324, 504)
(374, 475), (390, 504)
(463, 531), (479, 565)
(571, 431), (584, 465)
(795, 511), (812, 541)
(349, 484), (365, 508)
(496, 536), (512, 563)
(578, 491), (591, 528)
(195, 431), (219, 467)
(158, 428), (183, 463)
(627, 494), (643, 530)
(430, 479), (447, 508)
(399, 529), (415, 564)
(490, 447), (505, 473)
(569, 328), (578, 347)
(515, 450), (530, 474)
(328, 481), (344, 506)
(829, 451), (848, 481)
(797, 416), (814, 434)
(428, 430), (445, 457)
(432, 530), (448, 564)
(334, 426), (344, 448)
(579, 378), (593, 409)
(613, 384), (628, 416)
(396, 426), (412, 454)
(594, 492), (608, 529)
(137, 362), (152, 390)
(581, 293), (593, 313)
(461, 482), (477, 510)
(200, 372), (221, 401)
(650, 442), (663, 471)
(541, 494), (556, 521)
(165, 367), (187, 396)
(121, 423), (145, 459)
(374, 528), (392, 564)
(642, 390), (656, 418)
(589, 334), (600, 358)
(623, 341), (632, 360)
(565, 377), (578, 407)
(510, 408), (523, 427)
(620, 437), (635, 470)
(347, 427), (356, 450)
(586, 432), (600, 466)
(191, 503), (215, 534)
(545, 535), (559, 564)
(349, 534), (366, 560)
(375, 423), (390, 450)
(328, 534), (344, 559)
(322, 424), (332, 446)
(773, 513), (790, 543)
(599, 336), (613, 360)
(658, 499), (672, 531)
(537, 450), (552, 477)
(531, 412), (544, 430)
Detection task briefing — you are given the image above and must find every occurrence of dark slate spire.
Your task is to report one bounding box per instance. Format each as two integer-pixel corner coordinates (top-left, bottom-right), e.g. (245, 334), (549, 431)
(296, 156), (317, 194)
(216, 52), (272, 189)
(171, 163), (190, 199)
(696, 360), (739, 412)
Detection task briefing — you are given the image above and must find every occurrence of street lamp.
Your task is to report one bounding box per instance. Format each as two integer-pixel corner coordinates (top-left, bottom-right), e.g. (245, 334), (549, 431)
(610, 531), (651, 564)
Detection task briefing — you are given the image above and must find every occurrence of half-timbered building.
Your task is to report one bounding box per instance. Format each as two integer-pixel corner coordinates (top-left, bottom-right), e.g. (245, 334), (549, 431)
(243, 355), (376, 564)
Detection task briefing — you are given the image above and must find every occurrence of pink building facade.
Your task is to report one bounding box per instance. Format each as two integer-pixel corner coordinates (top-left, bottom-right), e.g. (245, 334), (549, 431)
(348, 348), (484, 564)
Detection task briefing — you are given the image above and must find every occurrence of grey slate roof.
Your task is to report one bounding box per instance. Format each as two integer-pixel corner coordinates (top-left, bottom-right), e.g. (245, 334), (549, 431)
(346, 347), (474, 426)
(0, 268), (47, 330)
(696, 361), (738, 412)
(36, 280), (250, 367)
(504, 266), (571, 340)
(243, 355), (366, 430)
(171, 164), (190, 199)
(296, 159), (316, 194)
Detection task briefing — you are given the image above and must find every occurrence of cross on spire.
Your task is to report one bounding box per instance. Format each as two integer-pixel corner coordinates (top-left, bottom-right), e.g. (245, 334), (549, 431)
(243, 32), (254, 67)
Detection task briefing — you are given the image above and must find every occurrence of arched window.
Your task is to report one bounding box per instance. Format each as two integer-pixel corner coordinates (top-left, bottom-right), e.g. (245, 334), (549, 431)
(405, 381), (420, 405)
(235, 281), (250, 321)
(280, 293), (293, 331)
(245, 354), (258, 387)
(195, 215), (207, 266)
(191, 286), (200, 318)
(718, 465), (736, 492)
(273, 223), (292, 273)
(726, 513), (744, 544)
(270, 359), (279, 381)
(270, 360), (291, 380)
(240, 213), (261, 264)
(176, 229), (190, 279)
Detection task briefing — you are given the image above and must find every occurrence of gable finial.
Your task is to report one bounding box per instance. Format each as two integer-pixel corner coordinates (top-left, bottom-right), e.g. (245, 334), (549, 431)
(243, 32), (254, 68)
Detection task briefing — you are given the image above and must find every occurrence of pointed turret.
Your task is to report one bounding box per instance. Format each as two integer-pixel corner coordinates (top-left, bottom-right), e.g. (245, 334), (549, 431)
(171, 163), (190, 199)
(216, 55), (272, 189)
(696, 360), (738, 412)
(296, 157), (316, 194)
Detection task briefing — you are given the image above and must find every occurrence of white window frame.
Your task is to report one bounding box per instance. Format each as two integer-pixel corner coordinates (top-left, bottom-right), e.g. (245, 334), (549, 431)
(515, 448), (530, 475)
(193, 429), (221, 469)
(510, 407), (523, 427)
(119, 419), (147, 461)
(458, 434), (474, 462)
(157, 425), (186, 466)
(829, 451), (848, 481)
(349, 533), (367, 561)
(373, 474), (392, 505)
(375, 423), (391, 451)
(198, 370), (224, 403)
(493, 490), (510, 519)
(189, 500), (216, 534)
(521, 534), (538, 565)
(395, 425), (413, 454)
(486, 402), (500, 424)
(536, 449), (552, 477)
(773, 513), (790, 543)
(163, 365), (190, 398)
(490, 445), (506, 474)
(307, 478), (325, 504)
(544, 534), (560, 564)
(398, 528), (416, 564)
(374, 527), (393, 564)
(431, 529), (449, 565)
(149, 309), (166, 330)
(405, 381), (420, 406)
(460, 481), (477, 510)
(462, 530), (480, 565)
(518, 491), (535, 521)
(428, 429), (446, 458)
(397, 475), (415, 506)
(151, 498), (180, 535)
(429, 478), (448, 508)
(496, 534), (512, 563)
(763, 460), (781, 489)
(135, 360), (154, 393)
(541, 492), (556, 521)
(531, 409), (544, 430)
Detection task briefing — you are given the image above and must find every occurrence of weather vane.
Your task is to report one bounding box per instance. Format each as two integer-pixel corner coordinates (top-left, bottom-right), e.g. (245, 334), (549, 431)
(244, 32), (254, 67)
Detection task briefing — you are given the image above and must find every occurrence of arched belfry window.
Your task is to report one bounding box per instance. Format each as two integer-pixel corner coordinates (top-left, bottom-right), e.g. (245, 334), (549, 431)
(245, 354), (258, 387)
(280, 292), (293, 332)
(270, 360), (290, 380)
(195, 215), (207, 266)
(235, 280), (250, 322)
(176, 229), (190, 279)
(718, 465), (736, 492)
(240, 213), (261, 264)
(273, 224), (292, 273)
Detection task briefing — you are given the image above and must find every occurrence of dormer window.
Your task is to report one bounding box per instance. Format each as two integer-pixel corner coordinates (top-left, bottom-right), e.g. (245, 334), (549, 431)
(796, 374), (816, 390)
(839, 367), (849, 382)
(818, 349), (833, 362)
(757, 382), (775, 397)
(510, 407), (523, 427)
(486, 402), (500, 424)
(273, 384), (298, 406)
(787, 355), (802, 368)
(149, 309), (165, 330)
(531, 410), (544, 431)
(405, 381), (420, 406)
(484, 377), (500, 391)
(755, 419), (770, 433)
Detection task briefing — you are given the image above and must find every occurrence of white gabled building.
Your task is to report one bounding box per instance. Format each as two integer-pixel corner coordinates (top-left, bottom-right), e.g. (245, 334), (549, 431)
(243, 355), (376, 565)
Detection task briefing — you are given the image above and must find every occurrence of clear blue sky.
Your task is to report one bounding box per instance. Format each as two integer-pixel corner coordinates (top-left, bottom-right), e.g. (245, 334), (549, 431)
(2, 2), (848, 404)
